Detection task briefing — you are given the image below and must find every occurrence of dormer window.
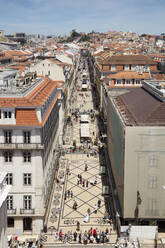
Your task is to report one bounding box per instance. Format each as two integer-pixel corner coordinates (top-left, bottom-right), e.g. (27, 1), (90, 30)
(4, 111), (12, 119)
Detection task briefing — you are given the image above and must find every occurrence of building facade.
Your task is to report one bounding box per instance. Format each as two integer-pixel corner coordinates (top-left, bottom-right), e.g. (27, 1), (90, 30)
(104, 80), (165, 227)
(0, 77), (60, 235)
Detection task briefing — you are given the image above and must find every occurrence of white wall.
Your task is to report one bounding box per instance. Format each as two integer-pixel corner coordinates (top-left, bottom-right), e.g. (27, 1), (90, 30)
(124, 126), (165, 219)
(29, 59), (65, 82)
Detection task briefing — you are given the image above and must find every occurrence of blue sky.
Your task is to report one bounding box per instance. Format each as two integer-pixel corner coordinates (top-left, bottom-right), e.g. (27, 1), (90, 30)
(0, 0), (165, 35)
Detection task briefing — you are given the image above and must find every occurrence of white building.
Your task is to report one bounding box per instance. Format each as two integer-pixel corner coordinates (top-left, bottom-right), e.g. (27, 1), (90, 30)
(0, 76), (60, 235)
(0, 70), (17, 88)
(0, 172), (11, 248)
(29, 58), (65, 82)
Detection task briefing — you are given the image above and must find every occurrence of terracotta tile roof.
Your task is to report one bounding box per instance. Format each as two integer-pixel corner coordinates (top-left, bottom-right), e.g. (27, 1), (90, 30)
(16, 109), (40, 126)
(98, 55), (157, 65)
(0, 78), (60, 127)
(0, 77), (59, 108)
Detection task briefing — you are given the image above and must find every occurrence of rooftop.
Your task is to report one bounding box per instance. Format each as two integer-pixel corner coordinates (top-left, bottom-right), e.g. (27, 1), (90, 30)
(97, 55), (157, 65)
(114, 87), (165, 126)
(0, 77), (59, 108)
(143, 80), (165, 101)
(0, 69), (17, 79)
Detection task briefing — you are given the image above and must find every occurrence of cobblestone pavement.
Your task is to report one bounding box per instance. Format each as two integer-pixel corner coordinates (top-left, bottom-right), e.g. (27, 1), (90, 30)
(42, 59), (117, 246)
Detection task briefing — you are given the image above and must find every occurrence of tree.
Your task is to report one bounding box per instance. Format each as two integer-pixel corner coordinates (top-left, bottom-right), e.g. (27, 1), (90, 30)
(71, 29), (80, 38)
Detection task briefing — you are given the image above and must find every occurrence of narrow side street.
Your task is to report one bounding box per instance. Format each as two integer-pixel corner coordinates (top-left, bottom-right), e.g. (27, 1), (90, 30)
(41, 55), (117, 247)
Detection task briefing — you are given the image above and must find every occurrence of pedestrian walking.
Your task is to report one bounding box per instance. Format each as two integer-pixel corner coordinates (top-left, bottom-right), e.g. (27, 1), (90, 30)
(82, 179), (85, 187)
(79, 233), (82, 243)
(90, 235), (94, 243)
(68, 190), (70, 198)
(73, 231), (77, 241)
(94, 204), (98, 214)
(98, 199), (101, 208)
(59, 230), (63, 241)
(105, 227), (109, 234)
(86, 180), (88, 188)
(94, 176), (97, 185)
(87, 208), (91, 215)
(64, 192), (67, 200)
(76, 221), (80, 231)
(77, 179), (79, 185)
(80, 175), (82, 184)
(73, 201), (78, 210)
(71, 190), (73, 198)
(93, 228), (97, 238)
(63, 234), (67, 243)
(54, 232), (58, 242)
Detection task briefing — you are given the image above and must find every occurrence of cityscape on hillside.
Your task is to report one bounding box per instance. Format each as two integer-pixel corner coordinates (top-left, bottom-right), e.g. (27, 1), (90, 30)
(0, 1), (165, 248)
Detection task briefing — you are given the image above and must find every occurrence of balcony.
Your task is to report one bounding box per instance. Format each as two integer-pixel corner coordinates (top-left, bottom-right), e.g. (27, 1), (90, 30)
(0, 143), (44, 150)
(20, 208), (35, 215)
(7, 209), (16, 215)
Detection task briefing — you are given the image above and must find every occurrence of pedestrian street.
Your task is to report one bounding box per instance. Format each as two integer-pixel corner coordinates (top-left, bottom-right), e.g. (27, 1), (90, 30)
(42, 58), (117, 246)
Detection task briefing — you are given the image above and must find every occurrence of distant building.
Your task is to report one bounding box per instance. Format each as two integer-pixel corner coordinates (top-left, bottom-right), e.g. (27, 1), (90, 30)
(103, 80), (165, 227)
(0, 172), (11, 248)
(29, 58), (65, 82)
(13, 33), (26, 44)
(0, 70), (17, 87)
(0, 30), (4, 38)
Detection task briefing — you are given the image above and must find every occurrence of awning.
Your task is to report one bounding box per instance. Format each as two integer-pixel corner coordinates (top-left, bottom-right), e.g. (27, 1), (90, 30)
(80, 123), (90, 138)
(80, 114), (89, 123)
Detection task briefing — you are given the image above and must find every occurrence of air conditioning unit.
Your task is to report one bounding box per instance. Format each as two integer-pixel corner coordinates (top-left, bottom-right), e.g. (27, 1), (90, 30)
(102, 186), (109, 195)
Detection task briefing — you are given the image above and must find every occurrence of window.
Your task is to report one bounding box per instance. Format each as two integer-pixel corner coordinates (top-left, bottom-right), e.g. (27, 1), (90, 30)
(115, 80), (122, 85)
(148, 175), (158, 189)
(111, 65), (116, 71)
(23, 217), (32, 231)
(23, 173), (32, 185)
(7, 195), (13, 210)
(24, 195), (32, 209)
(145, 65), (150, 72)
(124, 65), (130, 71)
(4, 130), (12, 143)
(6, 173), (13, 185)
(7, 217), (14, 228)
(23, 151), (31, 162)
(4, 151), (12, 162)
(4, 111), (12, 119)
(147, 198), (157, 216)
(135, 79), (141, 85)
(125, 79), (131, 85)
(149, 154), (158, 168)
(131, 65), (136, 71)
(23, 131), (31, 144)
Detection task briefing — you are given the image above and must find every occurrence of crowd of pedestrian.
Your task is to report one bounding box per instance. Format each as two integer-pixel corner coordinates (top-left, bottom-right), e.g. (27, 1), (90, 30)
(55, 227), (112, 244)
